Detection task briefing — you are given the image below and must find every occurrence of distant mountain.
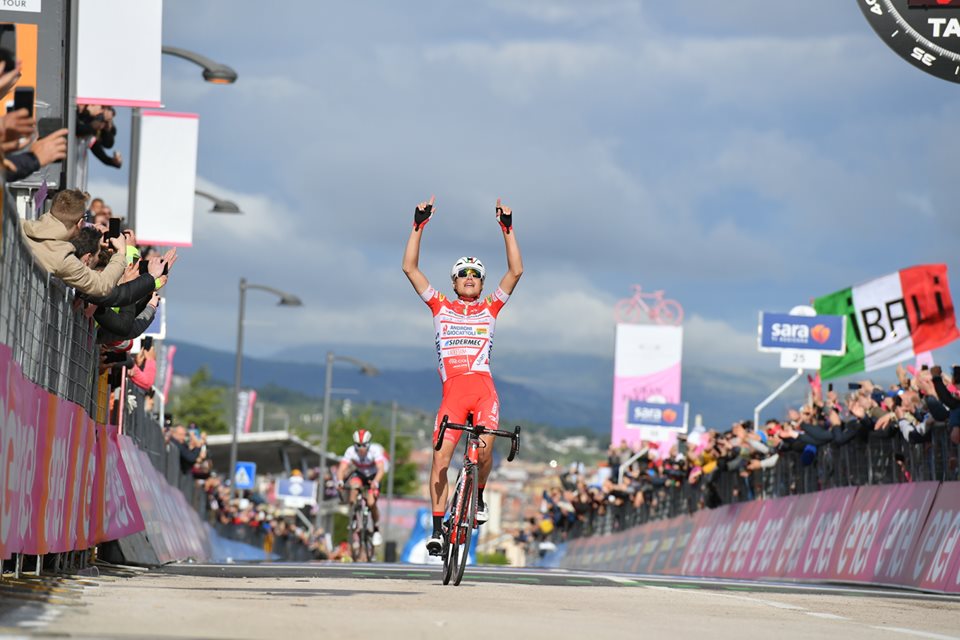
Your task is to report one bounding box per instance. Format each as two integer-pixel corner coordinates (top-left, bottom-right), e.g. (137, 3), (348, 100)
(171, 341), (805, 435)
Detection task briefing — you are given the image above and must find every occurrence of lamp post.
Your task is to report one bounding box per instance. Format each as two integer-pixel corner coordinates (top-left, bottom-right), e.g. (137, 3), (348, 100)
(195, 189), (242, 214)
(230, 278), (302, 499)
(128, 46), (237, 231)
(316, 351), (379, 528)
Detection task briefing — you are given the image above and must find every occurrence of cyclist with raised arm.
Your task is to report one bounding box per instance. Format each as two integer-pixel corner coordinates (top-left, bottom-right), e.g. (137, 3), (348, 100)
(402, 195), (523, 555)
(337, 429), (387, 547)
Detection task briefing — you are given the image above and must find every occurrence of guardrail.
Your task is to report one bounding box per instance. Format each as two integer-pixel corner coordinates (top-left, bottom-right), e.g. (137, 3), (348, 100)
(558, 425), (958, 542)
(0, 196), (207, 576)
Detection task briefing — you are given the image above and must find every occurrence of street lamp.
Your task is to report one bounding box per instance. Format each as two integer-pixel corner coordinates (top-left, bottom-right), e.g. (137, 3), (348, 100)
(316, 351), (379, 527)
(195, 189), (242, 214)
(230, 278), (302, 499)
(128, 46), (237, 231)
(161, 45), (239, 84)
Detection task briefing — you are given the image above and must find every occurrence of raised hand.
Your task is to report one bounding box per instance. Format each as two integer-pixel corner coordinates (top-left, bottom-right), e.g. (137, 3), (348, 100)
(413, 195), (435, 231)
(496, 198), (512, 234)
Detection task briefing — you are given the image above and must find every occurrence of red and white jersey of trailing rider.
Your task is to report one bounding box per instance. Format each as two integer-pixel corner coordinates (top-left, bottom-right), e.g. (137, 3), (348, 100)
(421, 284), (509, 383)
(342, 443), (387, 476)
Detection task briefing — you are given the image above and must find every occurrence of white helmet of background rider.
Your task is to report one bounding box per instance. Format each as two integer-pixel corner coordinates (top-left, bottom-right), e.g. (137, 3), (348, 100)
(450, 256), (486, 282)
(352, 429), (372, 448)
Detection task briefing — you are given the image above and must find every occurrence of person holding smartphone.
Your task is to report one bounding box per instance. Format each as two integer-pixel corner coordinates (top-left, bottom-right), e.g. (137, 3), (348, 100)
(402, 195), (523, 555)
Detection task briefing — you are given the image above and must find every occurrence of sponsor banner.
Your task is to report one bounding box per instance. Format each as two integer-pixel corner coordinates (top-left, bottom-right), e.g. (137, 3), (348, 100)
(780, 487), (857, 581)
(833, 482), (939, 587)
(611, 324), (683, 447)
(118, 436), (210, 563)
(0, 343), (145, 559)
(758, 312), (846, 355)
(902, 483), (960, 594)
(558, 483), (958, 593)
(101, 427), (144, 544)
(625, 401), (689, 442)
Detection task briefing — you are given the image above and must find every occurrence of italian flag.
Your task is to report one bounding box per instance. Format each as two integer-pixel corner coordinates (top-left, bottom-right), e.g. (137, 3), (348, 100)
(814, 265), (960, 379)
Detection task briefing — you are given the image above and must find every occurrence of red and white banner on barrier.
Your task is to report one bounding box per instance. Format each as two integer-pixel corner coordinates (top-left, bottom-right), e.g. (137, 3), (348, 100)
(561, 481), (960, 594)
(0, 343), (145, 559)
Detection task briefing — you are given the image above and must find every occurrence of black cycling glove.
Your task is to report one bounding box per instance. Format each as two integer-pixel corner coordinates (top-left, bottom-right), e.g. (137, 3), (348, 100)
(497, 205), (512, 234)
(413, 203), (433, 231)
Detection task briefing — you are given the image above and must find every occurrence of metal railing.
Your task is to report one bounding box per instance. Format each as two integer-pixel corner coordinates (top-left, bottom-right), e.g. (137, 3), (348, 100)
(554, 424), (959, 542)
(0, 199), (205, 576)
(0, 199), (99, 417)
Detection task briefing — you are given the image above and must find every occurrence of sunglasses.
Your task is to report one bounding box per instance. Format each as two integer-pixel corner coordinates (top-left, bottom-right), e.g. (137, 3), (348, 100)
(457, 268), (482, 279)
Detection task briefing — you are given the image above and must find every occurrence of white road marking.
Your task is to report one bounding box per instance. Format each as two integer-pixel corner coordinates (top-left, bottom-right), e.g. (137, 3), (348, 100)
(645, 585), (807, 611)
(805, 612), (850, 621)
(870, 627), (960, 640)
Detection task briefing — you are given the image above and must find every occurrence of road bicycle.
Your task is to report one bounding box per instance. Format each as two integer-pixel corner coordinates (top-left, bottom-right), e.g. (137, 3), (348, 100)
(613, 285), (684, 326)
(344, 483), (376, 562)
(433, 412), (520, 586)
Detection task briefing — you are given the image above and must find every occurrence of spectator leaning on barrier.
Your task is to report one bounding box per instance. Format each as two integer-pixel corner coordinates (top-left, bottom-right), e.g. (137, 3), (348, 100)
(21, 189), (127, 297)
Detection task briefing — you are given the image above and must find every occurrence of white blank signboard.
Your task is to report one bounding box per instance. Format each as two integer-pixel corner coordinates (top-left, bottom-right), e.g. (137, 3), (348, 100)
(134, 111), (199, 246)
(76, 0), (163, 107)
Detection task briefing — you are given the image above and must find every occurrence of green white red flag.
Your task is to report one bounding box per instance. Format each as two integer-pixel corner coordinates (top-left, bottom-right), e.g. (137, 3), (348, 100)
(813, 265), (960, 379)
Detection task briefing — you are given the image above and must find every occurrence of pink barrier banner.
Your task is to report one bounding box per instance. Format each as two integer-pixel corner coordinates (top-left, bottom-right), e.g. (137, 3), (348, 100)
(902, 484), (960, 594)
(118, 435), (209, 563)
(0, 343), (145, 559)
(833, 482), (939, 587)
(562, 483), (959, 593)
(101, 427), (144, 543)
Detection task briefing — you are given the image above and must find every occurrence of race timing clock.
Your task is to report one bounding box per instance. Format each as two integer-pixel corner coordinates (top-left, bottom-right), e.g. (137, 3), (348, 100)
(858, 0), (960, 83)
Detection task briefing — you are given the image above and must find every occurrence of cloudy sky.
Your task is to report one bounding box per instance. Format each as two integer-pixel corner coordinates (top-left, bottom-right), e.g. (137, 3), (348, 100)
(89, 0), (960, 379)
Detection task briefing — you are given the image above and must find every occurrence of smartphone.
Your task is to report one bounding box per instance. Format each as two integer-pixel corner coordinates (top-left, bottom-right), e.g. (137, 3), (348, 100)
(37, 117), (62, 139)
(0, 47), (15, 74)
(952, 365), (960, 382)
(107, 217), (121, 239)
(138, 259), (150, 275)
(921, 364), (930, 371)
(848, 382), (862, 390)
(13, 86), (33, 117)
(828, 383), (833, 392)
(141, 336), (153, 350)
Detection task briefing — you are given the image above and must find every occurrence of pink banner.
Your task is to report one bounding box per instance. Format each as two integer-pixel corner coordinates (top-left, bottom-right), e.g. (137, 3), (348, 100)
(832, 482), (939, 587)
(903, 484), (960, 594)
(118, 435), (209, 563)
(0, 343), (145, 559)
(562, 483), (959, 593)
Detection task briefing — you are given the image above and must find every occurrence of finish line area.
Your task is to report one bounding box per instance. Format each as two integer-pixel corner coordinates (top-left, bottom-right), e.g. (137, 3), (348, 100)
(2, 563), (958, 640)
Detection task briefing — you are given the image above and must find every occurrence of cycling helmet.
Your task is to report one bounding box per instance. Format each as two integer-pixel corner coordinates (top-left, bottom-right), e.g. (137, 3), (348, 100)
(451, 256), (485, 281)
(352, 429), (372, 448)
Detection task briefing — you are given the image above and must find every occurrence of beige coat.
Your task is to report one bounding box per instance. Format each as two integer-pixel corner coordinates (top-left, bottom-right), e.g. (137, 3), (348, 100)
(20, 213), (125, 298)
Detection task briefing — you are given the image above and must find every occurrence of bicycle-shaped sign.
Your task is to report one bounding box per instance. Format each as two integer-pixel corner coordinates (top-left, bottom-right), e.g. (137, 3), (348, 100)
(614, 285), (684, 326)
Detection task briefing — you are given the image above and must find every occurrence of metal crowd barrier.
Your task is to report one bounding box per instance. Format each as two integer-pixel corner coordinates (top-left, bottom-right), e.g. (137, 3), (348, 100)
(0, 200), (205, 578)
(0, 197), (99, 417)
(560, 424), (959, 542)
(211, 521), (317, 562)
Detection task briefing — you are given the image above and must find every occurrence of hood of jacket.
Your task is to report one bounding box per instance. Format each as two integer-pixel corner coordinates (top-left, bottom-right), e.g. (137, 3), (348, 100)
(21, 213), (76, 242)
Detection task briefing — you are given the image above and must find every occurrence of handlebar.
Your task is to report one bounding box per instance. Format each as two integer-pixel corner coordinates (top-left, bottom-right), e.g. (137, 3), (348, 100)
(434, 413), (522, 462)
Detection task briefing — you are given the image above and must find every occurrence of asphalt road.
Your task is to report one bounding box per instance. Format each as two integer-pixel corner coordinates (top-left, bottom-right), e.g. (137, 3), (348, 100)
(2, 563), (958, 640)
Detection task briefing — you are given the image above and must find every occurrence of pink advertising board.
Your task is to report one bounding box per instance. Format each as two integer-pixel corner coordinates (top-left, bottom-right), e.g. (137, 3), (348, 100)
(611, 324), (683, 447)
(0, 343), (144, 559)
(902, 484), (960, 594)
(832, 482), (939, 587)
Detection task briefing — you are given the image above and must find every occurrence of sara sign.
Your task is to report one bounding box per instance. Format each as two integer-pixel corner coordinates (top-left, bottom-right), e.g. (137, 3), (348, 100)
(626, 401), (688, 430)
(758, 312), (846, 355)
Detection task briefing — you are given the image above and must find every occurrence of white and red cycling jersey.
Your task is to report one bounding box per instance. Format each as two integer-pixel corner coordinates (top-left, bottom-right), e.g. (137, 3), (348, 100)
(420, 284), (509, 383)
(341, 443), (387, 479)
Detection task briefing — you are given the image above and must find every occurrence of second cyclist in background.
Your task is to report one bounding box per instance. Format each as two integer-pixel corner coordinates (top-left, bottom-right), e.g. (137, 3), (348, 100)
(337, 429), (387, 546)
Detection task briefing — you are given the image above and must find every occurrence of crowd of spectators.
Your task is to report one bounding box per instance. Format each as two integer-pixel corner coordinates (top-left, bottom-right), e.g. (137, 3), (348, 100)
(524, 367), (960, 550)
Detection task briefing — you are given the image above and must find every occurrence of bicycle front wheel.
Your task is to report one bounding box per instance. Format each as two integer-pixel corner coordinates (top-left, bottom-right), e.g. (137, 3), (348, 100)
(350, 505), (364, 561)
(363, 511), (375, 562)
(443, 476), (463, 584)
(614, 299), (646, 325)
(453, 466), (477, 586)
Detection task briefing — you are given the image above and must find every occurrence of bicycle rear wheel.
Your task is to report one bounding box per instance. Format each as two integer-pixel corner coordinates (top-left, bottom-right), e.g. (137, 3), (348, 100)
(453, 466), (477, 586)
(614, 299), (646, 324)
